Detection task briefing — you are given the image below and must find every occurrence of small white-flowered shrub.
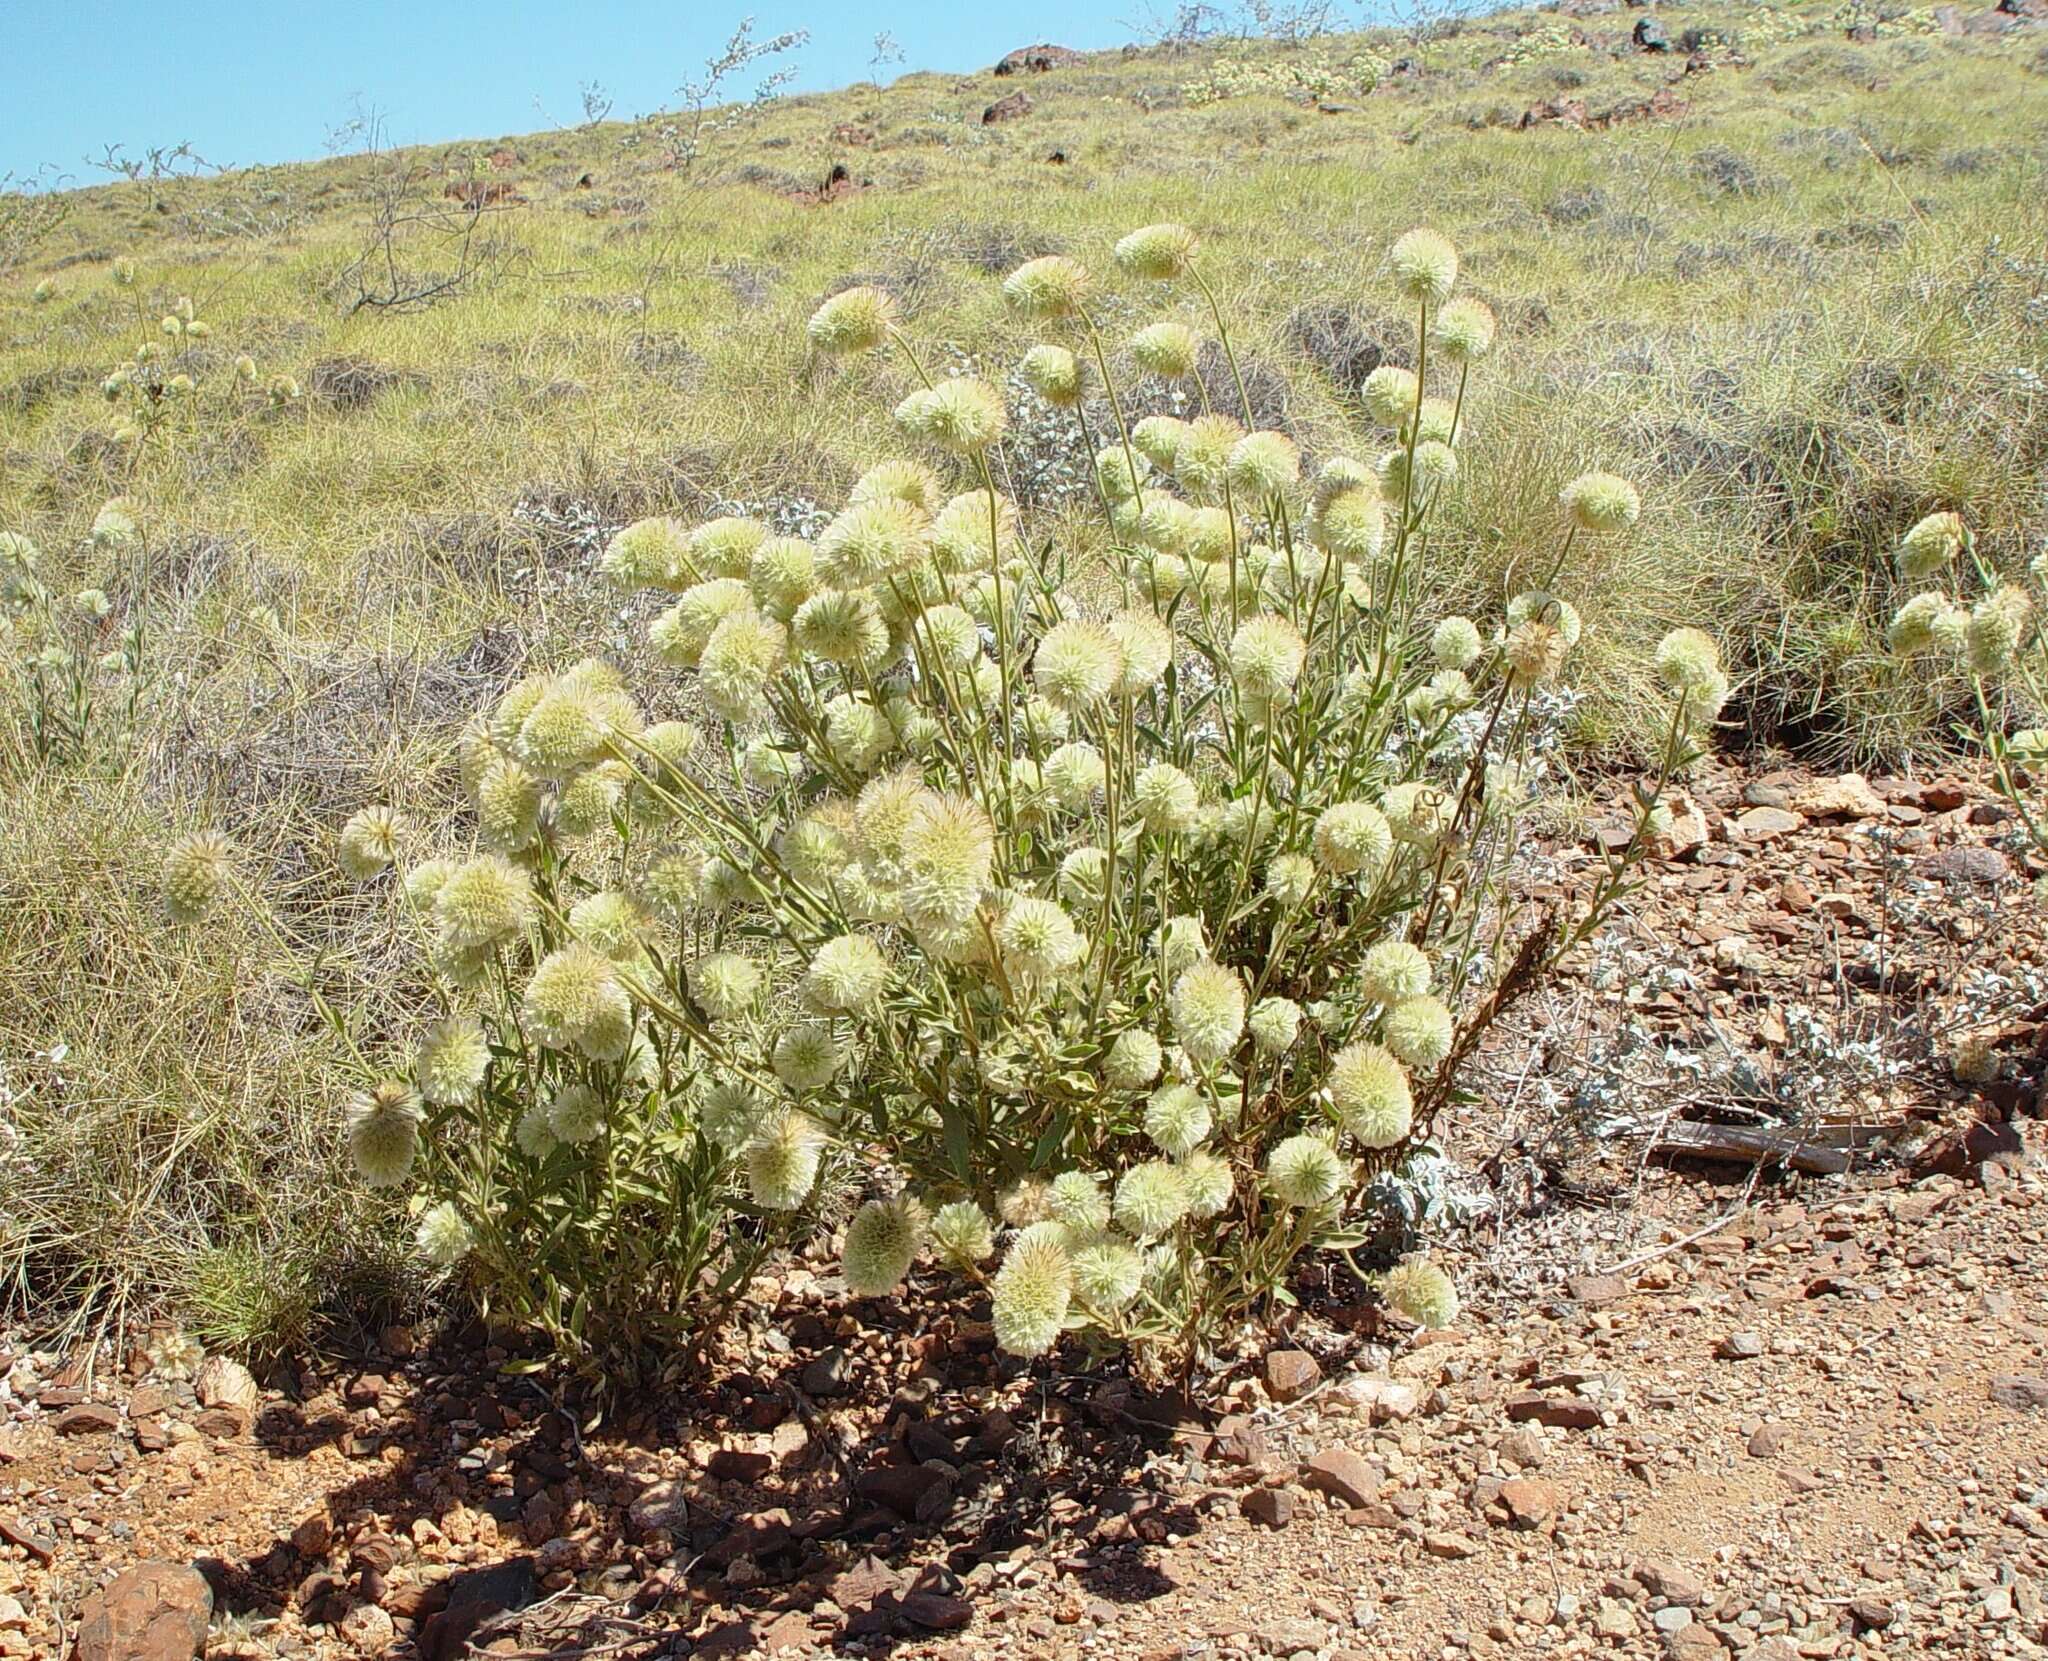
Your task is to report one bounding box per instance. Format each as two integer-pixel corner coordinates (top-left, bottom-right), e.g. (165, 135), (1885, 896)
(167, 225), (1717, 1380)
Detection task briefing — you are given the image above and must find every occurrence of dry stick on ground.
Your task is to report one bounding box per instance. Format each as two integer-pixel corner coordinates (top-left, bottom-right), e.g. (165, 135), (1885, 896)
(1597, 1153), (1766, 1277)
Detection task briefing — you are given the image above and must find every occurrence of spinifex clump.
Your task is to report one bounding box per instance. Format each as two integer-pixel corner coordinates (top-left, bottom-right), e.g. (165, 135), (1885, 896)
(295, 224), (1718, 1376)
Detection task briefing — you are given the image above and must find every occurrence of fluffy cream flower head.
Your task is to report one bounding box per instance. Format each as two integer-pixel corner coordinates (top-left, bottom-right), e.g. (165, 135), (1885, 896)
(991, 1232), (1073, 1357)
(347, 1080), (421, 1188)
(745, 1112), (825, 1210)
(1558, 471), (1641, 533)
(1114, 1160), (1193, 1238)
(843, 1196), (929, 1297)
(1384, 995), (1454, 1069)
(1229, 614), (1307, 700)
(523, 942), (633, 1060)
(434, 855), (534, 954)
(1002, 254), (1089, 319)
(1227, 431), (1301, 499)
(803, 933), (891, 1014)
(1380, 1256), (1460, 1328)
(1313, 800), (1393, 877)
(896, 377), (1007, 452)
(1021, 343), (1083, 406)
(930, 1200), (996, 1268)
(1033, 619), (1124, 713)
(1115, 222), (1199, 280)
(1361, 365), (1421, 428)
(1897, 510), (1965, 581)
(1327, 1042), (1413, 1147)
(1171, 960), (1246, 1067)
(1429, 296), (1496, 361)
(1389, 228), (1459, 306)
(808, 285), (897, 354)
(1144, 1084), (1212, 1159)
(1132, 321), (1200, 380)
(415, 1200), (475, 1268)
(163, 830), (237, 923)
(1268, 1134), (1348, 1208)
(416, 1014), (490, 1106)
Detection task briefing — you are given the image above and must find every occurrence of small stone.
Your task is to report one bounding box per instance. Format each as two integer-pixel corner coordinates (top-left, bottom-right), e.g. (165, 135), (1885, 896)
(1848, 1598), (1894, 1630)
(75, 1563), (212, 1661)
(1304, 1447), (1384, 1508)
(1497, 1478), (1566, 1528)
(1567, 1273), (1628, 1306)
(1653, 1606), (1694, 1634)
(1263, 1349), (1321, 1402)
(1747, 1423), (1788, 1458)
(1636, 1561), (1708, 1605)
(854, 1462), (953, 1522)
(898, 1591), (972, 1630)
(194, 1356), (258, 1412)
(340, 1603), (395, 1656)
(1792, 773), (1886, 819)
(626, 1479), (690, 1538)
(53, 1403), (124, 1437)
(1504, 1392), (1600, 1429)
(1423, 1532), (1479, 1559)
(1734, 806), (1802, 841)
(708, 1448), (773, 1484)
(1241, 1487), (1295, 1529)
(1716, 1331), (1765, 1360)
(801, 1347), (851, 1397)
(1991, 1376), (2048, 1410)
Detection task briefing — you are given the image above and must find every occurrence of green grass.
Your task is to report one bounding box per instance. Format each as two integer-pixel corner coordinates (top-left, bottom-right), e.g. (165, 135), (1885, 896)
(1, 0), (2043, 1350)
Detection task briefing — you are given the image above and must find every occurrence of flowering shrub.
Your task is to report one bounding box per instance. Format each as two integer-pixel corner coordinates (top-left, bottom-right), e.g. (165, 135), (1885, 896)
(1884, 511), (2048, 855)
(228, 223), (1719, 1379)
(1182, 50), (1387, 107)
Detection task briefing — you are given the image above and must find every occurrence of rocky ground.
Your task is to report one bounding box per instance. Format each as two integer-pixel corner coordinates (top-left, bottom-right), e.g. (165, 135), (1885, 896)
(4, 759), (2046, 1661)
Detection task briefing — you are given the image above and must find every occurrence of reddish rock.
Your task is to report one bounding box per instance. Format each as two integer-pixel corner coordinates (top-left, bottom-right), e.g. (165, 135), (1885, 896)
(1263, 1348), (1321, 1401)
(75, 1562), (212, 1661)
(1498, 1478), (1566, 1528)
(854, 1463), (953, 1522)
(1303, 1446), (1383, 1508)
(1566, 1273), (1627, 1306)
(1991, 1376), (2048, 1410)
(1241, 1486), (1295, 1528)
(708, 1447), (774, 1483)
(1505, 1392), (1601, 1429)
(994, 43), (1086, 74)
(54, 1402), (124, 1436)
(898, 1590), (973, 1630)
(982, 91), (1035, 124)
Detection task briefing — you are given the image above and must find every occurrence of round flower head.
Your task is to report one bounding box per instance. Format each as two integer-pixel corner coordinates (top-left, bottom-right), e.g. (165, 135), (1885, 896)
(1316, 487), (1385, 563)
(1155, 913), (1209, 977)
(1116, 221), (1199, 280)
(1313, 800), (1393, 877)
(998, 896), (1084, 979)
(1228, 614), (1307, 700)
(1558, 471), (1641, 533)
(1058, 845), (1109, 911)
(686, 516), (769, 580)
(1171, 415), (1242, 500)
(803, 933), (890, 1014)
(1135, 763), (1202, 835)
(435, 855), (534, 954)
(1249, 996), (1303, 1057)
(1114, 1160), (1192, 1239)
(700, 608), (788, 724)
(1380, 1256), (1459, 1328)
(415, 1200), (475, 1269)
(1170, 960), (1246, 1067)
(1431, 616), (1484, 671)
(1131, 320), (1200, 380)
(896, 376), (1007, 453)
(1144, 1084), (1212, 1159)
(1897, 510), (1965, 580)
(930, 1200), (996, 1268)
(1653, 627), (1722, 696)
(910, 602), (978, 670)
(1381, 781), (1449, 847)
(901, 791), (995, 928)
(1429, 296), (1496, 362)
(415, 1014), (490, 1105)
(1265, 852), (1315, 911)
(1384, 994), (1454, 1069)
(475, 759), (542, 851)
(747, 536), (816, 620)
(90, 500), (140, 551)
(824, 695), (895, 773)
(767, 1021), (840, 1092)
(1504, 618), (1569, 690)
(695, 1079), (764, 1151)
(1033, 619), (1124, 713)
(601, 517), (690, 588)
(1506, 590), (1583, 650)
(651, 578), (754, 668)
(1048, 1170), (1112, 1233)
(1968, 587), (2030, 676)
(850, 460), (944, 521)
(1227, 431), (1301, 499)
(1389, 227), (1458, 305)
(347, 1081), (421, 1188)
(546, 1083), (607, 1144)
(1002, 254), (1089, 319)
(808, 285), (897, 354)
(1132, 415), (1190, 473)
(1106, 608), (1173, 697)
(1887, 592), (1957, 656)
(1022, 343), (1083, 406)
(998, 1176), (1054, 1228)
(1361, 941), (1431, 1005)
(991, 1231), (1073, 1357)
(337, 806), (405, 879)
(745, 1112), (825, 1209)
(1362, 366), (1421, 428)
(843, 1196), (928, 1297)
(402, 858), (453, 911)
(1268, 1135), (1348, 1208)
(816, 497), (929, 589)
(680, 950), (760, 1023)
(163, 830), (237, 922)
(1327, 1041), (1413, 1147)
(1071, 1239), (1145, 1313)
(1180, 1149), (1234, 1218)
(1382, 440), (1459, 499)
(524, 943), (633, 1060)
(794, 588), (891, 669)
(1041, 741), (1106, 811)
(515, 1099), (558, 1160)
(1101, 1029), (1163, 1093)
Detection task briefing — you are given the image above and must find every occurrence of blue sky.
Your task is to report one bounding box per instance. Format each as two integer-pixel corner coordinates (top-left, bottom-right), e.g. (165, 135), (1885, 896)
(1, 2), (1165, 184)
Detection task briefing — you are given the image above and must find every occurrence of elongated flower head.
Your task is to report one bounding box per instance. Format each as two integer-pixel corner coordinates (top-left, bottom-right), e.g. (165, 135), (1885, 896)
(1327, 1042), (1413, 1147)
(1384, 995), (1454, 1069)
(1362, 366), (1421, 428)
(1132, 415), (1189, 472)
(931, 1200), (996, 1268)
(523, 944), (632, 1060)
(1048, 1170), (1112, 1233)
(991, 1232), (1073, 1357)
(803, 933), (890, 1014)
(434, 855), (533, 954)
(1430, 296), (1496, 361)
(1032, 619), (1124, 713)
(808, 285), (897, 354)
(1249, 996), (1303, 1056)
(1360, 939), (1431, 1004)
(1116, 221), (1199, 280)
(1228, 614), (1307, 700)
(1131, 320), (1199, 380)
(1968, 586), (2030, 675)
(897, 377), (1007, 453)
(1135, 762), (1202, 835)
(1313, 800), (1393, 877)
(338, 806), (405, 879)
(1022, 343), (1083, 406)
(1389, 228), (1459, 305)
(163, 830), (237, 922)
(416, 1014), (489, 1105)
(415, 1200), (475, 1268)
(1144, 1084), (1212, 1159)
(347, 1081), (421, 1188)
(745, 1112), (825, 1209)
(843, 1196), (928, 1296)
(1114, 1160), (1192, 1239)
(1897, 510), (1965, 580)
(1268, 1135), (1348, 1208)
(1170, 960), (1246, 1067)
(1002, 254), (1089, 319)
(1381, 1256), (1459, 1328)
(1559, 471), (1641, 533)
